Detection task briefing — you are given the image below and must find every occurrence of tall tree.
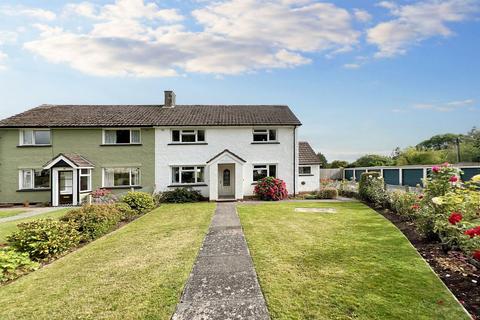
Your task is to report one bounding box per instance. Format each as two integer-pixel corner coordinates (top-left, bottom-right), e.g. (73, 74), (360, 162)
(329, 160), (349, 168)
(351, 154), (394, 167)
(316, 152), (328, 167)
(416, 133), (460, 150)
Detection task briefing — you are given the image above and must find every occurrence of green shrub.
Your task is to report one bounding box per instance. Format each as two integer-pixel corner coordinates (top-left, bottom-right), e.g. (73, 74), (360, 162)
(338, 189), (360, 199)
(61, 204), (122, 241)
(122, 191), (155, 214)
(317, 188), (338, 199)
(387, 191), (420, 219)
(155, 188), (204, 204)
(114, 202), (138, 221)
(359, 172), (386, 207)
(304, 194), (318, 200)
(254, 177), (288, 201)
(7, 219), (81, 261)
(0, 247), (39, 283)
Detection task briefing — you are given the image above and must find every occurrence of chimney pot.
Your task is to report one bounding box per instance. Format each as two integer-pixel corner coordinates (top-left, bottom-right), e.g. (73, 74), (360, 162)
(164, 90), (175, 108)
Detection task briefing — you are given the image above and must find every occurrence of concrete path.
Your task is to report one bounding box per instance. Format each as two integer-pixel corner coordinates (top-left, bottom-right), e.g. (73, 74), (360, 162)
(172, 202), (270, 320)
(0, 207), (69, 223)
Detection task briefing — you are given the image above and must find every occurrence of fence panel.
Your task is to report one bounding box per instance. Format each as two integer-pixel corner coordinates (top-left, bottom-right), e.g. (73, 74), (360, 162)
(319, 168), (343, 180)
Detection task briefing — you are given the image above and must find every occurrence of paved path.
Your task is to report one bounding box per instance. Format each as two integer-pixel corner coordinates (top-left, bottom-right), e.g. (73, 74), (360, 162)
(172, 202), (270, 320)
(0, 207), (69, 223)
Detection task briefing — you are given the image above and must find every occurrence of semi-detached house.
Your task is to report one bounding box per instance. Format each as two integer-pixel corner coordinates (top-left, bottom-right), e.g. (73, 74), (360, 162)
(0, 91), (321, 206)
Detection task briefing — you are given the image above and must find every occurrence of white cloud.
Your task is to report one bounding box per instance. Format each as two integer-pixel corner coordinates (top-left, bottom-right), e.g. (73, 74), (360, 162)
(0, 50), (7, 70)
(343, 63), (360, 69)
(0, 31), (17, 45)
(25, 0), (359, 77)
(353, 9), (372, 22)
(367, 0), (478, 57)
(0, 5), (56, 21)
(412, 99), (475, 112)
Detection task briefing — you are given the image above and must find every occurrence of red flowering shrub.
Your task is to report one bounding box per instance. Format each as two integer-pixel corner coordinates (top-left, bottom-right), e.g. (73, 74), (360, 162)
(411, 204), (420, 210)
(448, 212), (462, 225)
(90, 188), (118, 204)
(473, 250), (480, 261)
(254, 177), (288, 201)
(464, 226), (480, 238)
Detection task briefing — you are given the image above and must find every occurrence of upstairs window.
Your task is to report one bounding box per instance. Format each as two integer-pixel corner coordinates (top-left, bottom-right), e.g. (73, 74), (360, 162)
(20, 129), (51, 146)
(253, 129), (277, 142)
(19, 169), (50, 189)
(253, 164), (277, 181)
(172, 166), (205, 184)
(171, 130), (205, 143)
(299, 166), (312, 175)
(103, 129), (141, 145)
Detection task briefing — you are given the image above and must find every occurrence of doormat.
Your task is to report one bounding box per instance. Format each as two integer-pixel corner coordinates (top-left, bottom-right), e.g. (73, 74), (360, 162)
(295, 208), (337, 213)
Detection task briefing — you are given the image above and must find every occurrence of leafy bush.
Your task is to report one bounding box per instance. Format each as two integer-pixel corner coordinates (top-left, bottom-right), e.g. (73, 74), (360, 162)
(115, 202), (138, 221)
(254, 177), (288, 201)
(317, 188), (338, 199)
(61, 204), (122, 241)
(358, 172), (387, 207)
(122, 191), (155, 214)
(7, 219), (81, 261)
(90, 188), (118, 204)
(156, 188), (204, 204)
(387, 191), (420, 220)
(0, 247), (39, 283)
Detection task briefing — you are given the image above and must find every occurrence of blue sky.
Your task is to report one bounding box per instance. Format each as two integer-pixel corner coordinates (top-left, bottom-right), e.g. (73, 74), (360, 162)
(0, 0), (479, 161)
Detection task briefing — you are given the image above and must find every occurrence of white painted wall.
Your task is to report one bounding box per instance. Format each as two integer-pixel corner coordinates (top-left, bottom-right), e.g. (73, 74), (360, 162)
(154, 126), (298, 199)
(298, 164), (320, 193)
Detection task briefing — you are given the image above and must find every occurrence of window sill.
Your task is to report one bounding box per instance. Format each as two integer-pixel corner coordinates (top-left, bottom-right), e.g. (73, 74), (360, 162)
(100, 144), (142, 146)
(17, 145), (52, 148)
(168, 143), (208, 146)
(167, 183), (208, 187)
(101, 185), (142, 189)
(80, 190), (92, 193)
(299, 174), (314, 176)
(17, 188), (51, 192)
(251, 142), (280, 145)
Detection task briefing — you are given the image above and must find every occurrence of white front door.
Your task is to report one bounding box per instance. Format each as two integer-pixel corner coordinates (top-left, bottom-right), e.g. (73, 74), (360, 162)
(218, 164), (235, 198)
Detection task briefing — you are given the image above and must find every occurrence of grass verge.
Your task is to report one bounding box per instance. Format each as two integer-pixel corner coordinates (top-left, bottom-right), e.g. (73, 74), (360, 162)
(0, 203), (215, 319)
(0, 209), (70, 244)
(238, 202), (469, 320)
(0, 210), (26, 219)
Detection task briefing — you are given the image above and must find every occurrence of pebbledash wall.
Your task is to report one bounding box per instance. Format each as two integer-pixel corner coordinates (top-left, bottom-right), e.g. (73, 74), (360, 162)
(0, 128), (155, 204)
(154, 126), (299, 198)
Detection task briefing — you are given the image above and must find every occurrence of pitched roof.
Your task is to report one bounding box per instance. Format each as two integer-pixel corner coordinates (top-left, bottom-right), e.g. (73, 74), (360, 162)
(206, 149), (246, 164)
(44, 153), (94, 168)
(299, 141), (321, 165)
(0, 104), (301, 128)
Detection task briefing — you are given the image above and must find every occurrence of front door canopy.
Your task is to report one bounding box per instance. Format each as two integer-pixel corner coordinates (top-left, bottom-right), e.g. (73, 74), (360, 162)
(44, 153), (95, 170)
(206, 149), (246, 164)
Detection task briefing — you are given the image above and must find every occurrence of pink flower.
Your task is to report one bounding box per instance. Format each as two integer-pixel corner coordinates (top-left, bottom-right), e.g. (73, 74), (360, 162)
(432, 166), (440, 173)
(449, 176), (458, 183)
(442, 162), (450, 167)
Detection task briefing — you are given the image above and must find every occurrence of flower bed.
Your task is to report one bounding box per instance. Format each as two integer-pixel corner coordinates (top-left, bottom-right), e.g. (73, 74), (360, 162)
(337, 165), (480, 316)
(1, 190), (156, 284)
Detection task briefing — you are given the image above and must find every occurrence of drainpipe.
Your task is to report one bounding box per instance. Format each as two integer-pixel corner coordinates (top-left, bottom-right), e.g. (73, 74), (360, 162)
(293, 125), (297, 195)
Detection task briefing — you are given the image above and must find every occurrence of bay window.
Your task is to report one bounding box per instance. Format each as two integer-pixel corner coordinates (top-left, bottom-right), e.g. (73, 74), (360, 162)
(171, 129), (205, 143)
(103, 168), (140, 187)
(19, 169), (50, 189)
(103, 129), (141, 145)
(20, 129), (51, 146)
(253, 164), (277, 181)
(172, 166), (205, 184)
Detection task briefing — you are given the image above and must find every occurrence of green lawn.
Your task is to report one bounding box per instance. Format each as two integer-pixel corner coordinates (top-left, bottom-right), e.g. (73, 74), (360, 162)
(0, 209), (26, 219)
(0, 208), (70, 244)
(238, 202), (469, 320)
(0, 203), (215, 320)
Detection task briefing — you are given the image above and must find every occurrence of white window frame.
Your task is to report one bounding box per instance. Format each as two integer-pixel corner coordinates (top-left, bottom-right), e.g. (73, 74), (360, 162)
(18, 169), (50, 190)
(252, 129), (277, 142)
(102, 129), (141, 145)
(19, 129), (51, 146)
(171, 165), (205, 184)
(102, 167), (141, 187)
(299, 166), (312, 175)
(252, 164), (277, 181)
(79, 169), (92, 192)
(171, 129), (206, 143)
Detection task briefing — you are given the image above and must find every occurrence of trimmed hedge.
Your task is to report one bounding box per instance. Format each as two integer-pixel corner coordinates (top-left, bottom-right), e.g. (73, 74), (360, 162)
(122, 192), (155, 214)
(317, 188), (338, 199)
(155, 188), (204, 204)
(7, 219), (81, 261)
